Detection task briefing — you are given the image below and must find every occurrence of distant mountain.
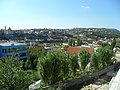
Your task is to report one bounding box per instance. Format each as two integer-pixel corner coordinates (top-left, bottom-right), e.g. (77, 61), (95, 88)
(110, 28), (120, 33)
(72, 28), (120, 38)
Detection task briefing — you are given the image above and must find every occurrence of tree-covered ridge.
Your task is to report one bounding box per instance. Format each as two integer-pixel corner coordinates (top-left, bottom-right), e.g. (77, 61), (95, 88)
(1, 28), (120, 41)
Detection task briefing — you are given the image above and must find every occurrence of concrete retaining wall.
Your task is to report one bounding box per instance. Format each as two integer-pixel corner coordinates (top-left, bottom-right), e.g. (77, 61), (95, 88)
(53, 62), (120, 90)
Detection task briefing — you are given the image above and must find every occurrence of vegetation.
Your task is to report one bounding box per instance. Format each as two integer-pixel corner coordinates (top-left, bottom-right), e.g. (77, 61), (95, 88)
(68, 37), (82, 46)
(68, 38), (72, 46)
(91, 46), (113, 69)
(68, 53), (79, 75)
(79, 49), (90, 70)
(116, 42), (120, 48)
(0, 39), (115, 89)
(77, 37), (82, 46)
(0, 57), (33, 90)
(73, 40), (75, 46)
(37, 51), (63, 85)
(37, 45), (114, 89)
(1, 28), (120, 41)
(23, 46), (44, 70)
(37, 52), (79, 86)
(111, 38), (116, 50)
(91, 52), (99, 70)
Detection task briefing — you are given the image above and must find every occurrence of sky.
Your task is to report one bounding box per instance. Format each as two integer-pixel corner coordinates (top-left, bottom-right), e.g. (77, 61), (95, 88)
(0, 0), (120, 30)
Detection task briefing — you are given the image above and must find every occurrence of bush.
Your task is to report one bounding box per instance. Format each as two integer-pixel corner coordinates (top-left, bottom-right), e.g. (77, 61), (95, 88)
(79, 49), (90, 70)
(37, 51), (63, 85)
(0, 57), (33, 90)
(37, 51), (79, 85)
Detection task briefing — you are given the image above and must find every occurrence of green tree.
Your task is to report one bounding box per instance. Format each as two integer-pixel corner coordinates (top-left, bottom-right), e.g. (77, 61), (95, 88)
(23, 54), (38, 70)
(91, 52), (99, 70)
(37, 51), (80, 85)
(116, 42), (120, 48)
(111, 38), (116, 50)
(79, 49), (90, 70)
(73, 41), (75, 46)
(95, 46), (113, 68)
(69, 54), (79, 75)
(0, 57), (33, 90)
(101, 42), (110, 47)
(37, 51), (63, 85)
(59, 53), (71, 80)
(77, 37), (82, 46)
(68, 38), (72, 46)
(25, 46), (45, 70)
(24, 58), (31, 69)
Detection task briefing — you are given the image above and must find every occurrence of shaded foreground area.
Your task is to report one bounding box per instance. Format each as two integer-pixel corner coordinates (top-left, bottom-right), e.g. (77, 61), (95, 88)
(52, 62), (120, 90)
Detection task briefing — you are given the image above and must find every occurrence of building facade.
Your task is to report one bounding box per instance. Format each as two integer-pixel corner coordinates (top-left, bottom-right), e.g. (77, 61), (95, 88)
(0, 41), (27, 60)
(4, 26), (14, 34)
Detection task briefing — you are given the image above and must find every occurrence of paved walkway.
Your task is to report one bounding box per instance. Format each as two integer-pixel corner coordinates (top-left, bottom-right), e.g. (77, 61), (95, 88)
(109, 69), (120, 90)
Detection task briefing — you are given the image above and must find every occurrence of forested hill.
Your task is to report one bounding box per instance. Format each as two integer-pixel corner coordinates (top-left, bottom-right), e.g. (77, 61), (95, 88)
(71, 28), (120, 38)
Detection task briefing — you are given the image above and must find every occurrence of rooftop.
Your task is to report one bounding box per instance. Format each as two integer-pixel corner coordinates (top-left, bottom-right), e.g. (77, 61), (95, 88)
(0, 40), (26, 46)
(68, 46), (94, 54)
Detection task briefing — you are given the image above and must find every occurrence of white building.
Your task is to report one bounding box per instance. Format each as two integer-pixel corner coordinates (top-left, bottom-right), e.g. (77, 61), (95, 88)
(4, 27), (14, 34)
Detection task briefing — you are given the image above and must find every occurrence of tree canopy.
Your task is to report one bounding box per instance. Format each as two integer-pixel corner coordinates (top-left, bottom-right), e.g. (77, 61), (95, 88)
(0, 57), (33, 90)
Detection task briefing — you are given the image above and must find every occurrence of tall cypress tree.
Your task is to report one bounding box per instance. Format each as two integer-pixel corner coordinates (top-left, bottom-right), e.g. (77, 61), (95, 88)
(68, 38), (72, 46)
(111, 38), (116, 50)
(77, 37), (82, 46)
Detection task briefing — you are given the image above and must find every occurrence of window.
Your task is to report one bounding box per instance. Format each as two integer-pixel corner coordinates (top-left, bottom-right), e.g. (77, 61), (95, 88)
(2, 49), (5, 53)
(2, 49), (7, 53)
(20, 53), (26, 57)
(2, 46), (27, 53)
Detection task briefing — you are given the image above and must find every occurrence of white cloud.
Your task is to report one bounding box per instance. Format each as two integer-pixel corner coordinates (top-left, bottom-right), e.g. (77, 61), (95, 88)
(86, 6), (90, 8)
(81, 6), (85, 8)
(81, 5), (90, 9)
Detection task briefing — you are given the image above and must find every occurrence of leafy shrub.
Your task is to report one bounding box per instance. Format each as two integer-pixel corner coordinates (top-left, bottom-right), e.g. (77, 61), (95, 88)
(0, 57), (33, 90)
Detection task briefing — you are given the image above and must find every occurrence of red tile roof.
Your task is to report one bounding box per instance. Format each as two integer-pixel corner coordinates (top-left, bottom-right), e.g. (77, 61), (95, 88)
(68, 46), (94, 54)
